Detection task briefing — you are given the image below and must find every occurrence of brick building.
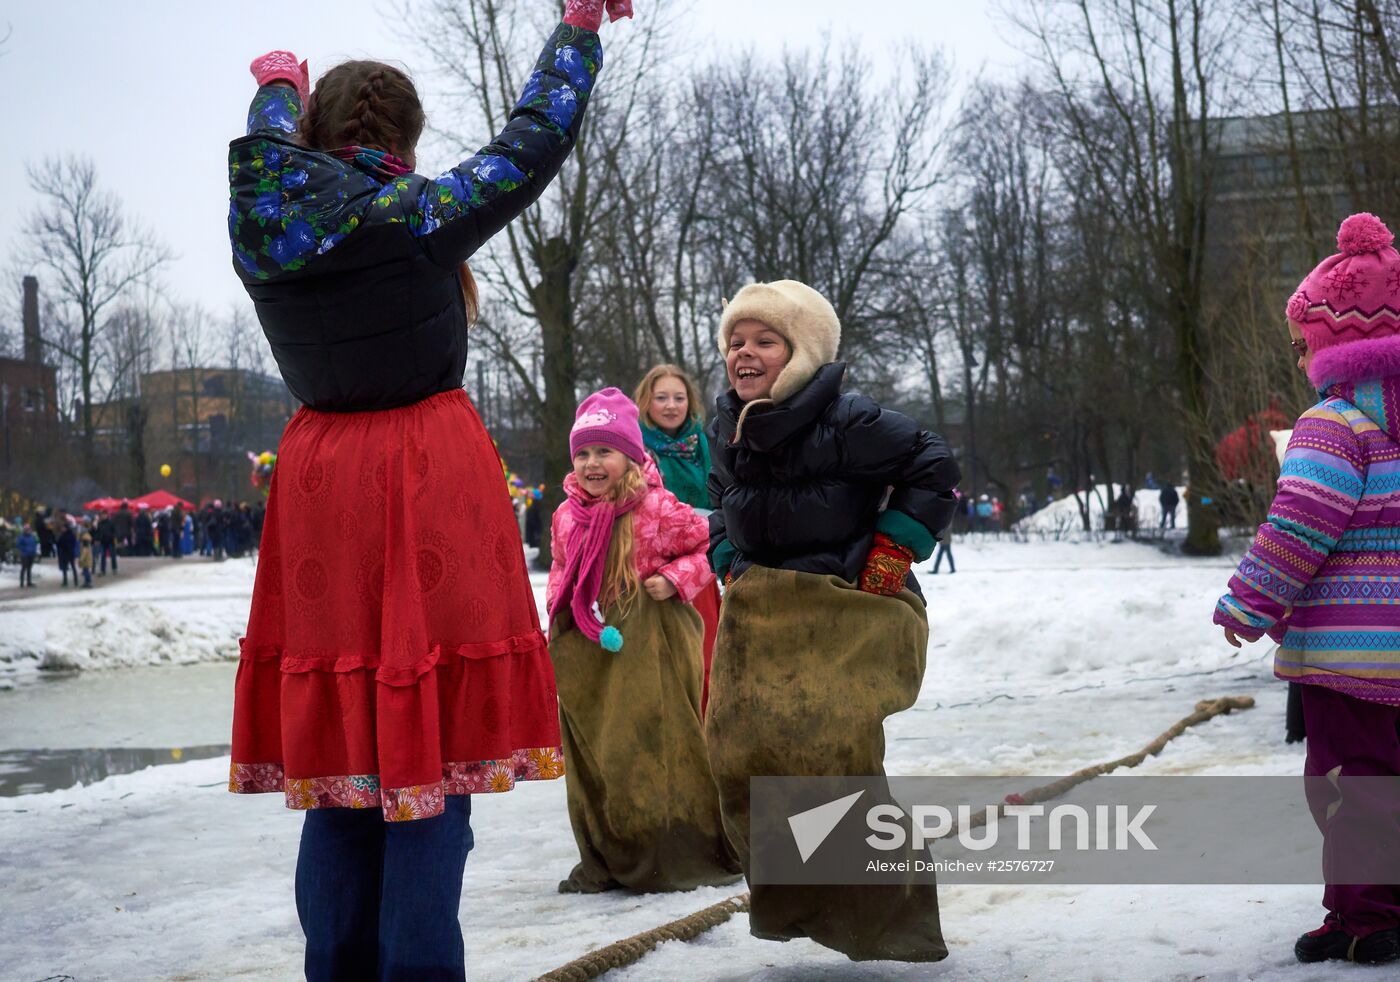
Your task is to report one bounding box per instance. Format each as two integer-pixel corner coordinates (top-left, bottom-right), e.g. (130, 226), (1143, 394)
(0, 277), (63, 504)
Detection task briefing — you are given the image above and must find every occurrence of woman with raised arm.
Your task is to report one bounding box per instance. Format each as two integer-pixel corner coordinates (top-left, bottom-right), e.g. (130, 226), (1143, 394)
(225, 3), (631, 978)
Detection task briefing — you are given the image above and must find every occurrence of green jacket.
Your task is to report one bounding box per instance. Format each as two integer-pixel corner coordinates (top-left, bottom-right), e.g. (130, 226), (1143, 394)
(641, 418), (711, 510)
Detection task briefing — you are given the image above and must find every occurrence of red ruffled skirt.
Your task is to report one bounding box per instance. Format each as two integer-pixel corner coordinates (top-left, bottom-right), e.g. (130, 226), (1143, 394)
(229, 389), (562, 821)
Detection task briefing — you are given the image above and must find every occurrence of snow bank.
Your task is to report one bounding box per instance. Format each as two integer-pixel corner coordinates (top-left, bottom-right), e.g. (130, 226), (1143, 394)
(0, 559), (256, 681)
(1016, 484), (1185, 536)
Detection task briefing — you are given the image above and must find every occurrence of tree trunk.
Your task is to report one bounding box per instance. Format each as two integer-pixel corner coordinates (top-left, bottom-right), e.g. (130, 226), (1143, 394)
(125, 402), (147, 496)
(81, 348), (96, 477)
(960, 349), (978, 506)
(1178, 300), (1222, 556)
(533, 235), (578, 571)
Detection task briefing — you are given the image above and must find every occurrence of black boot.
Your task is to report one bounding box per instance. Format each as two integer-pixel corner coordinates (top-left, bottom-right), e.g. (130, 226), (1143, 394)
(1296, 923), (1400, 964)
(1285, 681), (1307, 744)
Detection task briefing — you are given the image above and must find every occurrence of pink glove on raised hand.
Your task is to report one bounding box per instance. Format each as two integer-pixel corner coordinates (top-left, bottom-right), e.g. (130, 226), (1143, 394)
(563, 0), (633, 32)
(250, 50), (310, 108)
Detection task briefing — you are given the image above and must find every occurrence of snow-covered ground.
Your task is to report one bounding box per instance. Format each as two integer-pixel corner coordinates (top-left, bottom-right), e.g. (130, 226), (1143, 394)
(0, 538), (1357, 980)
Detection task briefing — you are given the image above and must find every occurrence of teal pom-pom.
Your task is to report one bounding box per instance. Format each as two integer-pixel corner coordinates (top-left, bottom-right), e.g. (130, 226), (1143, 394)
(600, 626), (624, 652)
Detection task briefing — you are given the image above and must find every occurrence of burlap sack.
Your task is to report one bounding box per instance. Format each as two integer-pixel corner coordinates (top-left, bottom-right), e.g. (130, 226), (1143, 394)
(706, 565), (946, 963)
(550, 594), (741, 893)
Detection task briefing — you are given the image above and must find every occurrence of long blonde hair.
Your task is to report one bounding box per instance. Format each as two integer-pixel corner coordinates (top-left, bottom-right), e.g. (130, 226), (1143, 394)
(600, 463), (646, 614)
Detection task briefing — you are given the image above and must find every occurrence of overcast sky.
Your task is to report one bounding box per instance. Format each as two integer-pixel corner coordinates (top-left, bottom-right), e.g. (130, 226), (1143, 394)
(0, 1), (1025, 322)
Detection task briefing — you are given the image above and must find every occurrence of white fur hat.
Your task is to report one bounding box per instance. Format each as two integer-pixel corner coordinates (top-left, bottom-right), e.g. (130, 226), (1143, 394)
(718, 280), (841, 405)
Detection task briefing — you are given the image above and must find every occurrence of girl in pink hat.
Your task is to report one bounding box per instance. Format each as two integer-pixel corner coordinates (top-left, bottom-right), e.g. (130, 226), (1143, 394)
(1216, 213), (1400, 965)
(546, 387), (740, 893)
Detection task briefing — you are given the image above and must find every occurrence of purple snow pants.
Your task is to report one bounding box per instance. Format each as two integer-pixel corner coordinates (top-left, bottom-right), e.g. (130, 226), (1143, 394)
(1302, 684), (1400, 937)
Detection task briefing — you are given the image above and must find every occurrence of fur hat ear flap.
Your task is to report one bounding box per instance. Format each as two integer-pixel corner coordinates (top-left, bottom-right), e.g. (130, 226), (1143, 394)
(717, 280), (840, 403)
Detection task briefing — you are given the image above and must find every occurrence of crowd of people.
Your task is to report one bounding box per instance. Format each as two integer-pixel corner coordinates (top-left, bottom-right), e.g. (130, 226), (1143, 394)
(10, 501), (265, 588)
(947, 477), (1183, 538)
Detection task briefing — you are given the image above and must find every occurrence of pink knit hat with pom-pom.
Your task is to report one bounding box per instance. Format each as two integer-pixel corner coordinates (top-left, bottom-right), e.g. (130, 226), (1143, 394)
(1289, 212), (1400, 387)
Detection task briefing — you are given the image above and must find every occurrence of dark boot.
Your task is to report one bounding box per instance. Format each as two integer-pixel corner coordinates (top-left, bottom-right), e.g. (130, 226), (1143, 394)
(1296, 923), (1400, 964)
(1285, 682), (1307, 744)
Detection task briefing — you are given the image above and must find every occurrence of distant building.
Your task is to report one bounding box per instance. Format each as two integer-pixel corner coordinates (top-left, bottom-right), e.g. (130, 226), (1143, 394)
(0, 277), (63, 502)
(91, 366), (298, 501)
(1208, 107), (1389, 293)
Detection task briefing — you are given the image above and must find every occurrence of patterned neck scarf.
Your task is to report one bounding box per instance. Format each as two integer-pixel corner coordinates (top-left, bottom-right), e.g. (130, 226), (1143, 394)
(643, 421), (702, 461)
(331, 146), (412, 182)
(641, 418), (711, 510)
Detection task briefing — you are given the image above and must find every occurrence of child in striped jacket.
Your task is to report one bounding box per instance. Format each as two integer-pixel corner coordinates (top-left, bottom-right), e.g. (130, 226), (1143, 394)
(1216, 213), (1400, 966)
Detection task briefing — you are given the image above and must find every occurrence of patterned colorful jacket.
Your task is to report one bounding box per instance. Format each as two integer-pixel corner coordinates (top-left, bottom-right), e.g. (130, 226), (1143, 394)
(548, 457), (715, 612)
(228, 24), (602, 411)
(1215, 374), (1400, 704)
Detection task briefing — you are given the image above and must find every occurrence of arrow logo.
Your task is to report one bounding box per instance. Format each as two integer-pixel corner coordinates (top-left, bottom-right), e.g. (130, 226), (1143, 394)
(788, 790), (865, 863)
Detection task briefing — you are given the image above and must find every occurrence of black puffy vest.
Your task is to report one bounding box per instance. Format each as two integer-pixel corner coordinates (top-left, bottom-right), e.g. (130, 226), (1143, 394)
(708, 363), (961, 600)
(238, 219), (467, 412)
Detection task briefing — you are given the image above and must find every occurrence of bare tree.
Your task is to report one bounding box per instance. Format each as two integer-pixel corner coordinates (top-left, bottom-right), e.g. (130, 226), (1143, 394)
(167, 302), (211, 493)
(15, 156), (171, 474)
(583, 77), (725, 390)
(404, 0), (675, 567)
(688, 40), (954, 368)
(1015, 0), (1243, 554)
(100, 295), (162, 493)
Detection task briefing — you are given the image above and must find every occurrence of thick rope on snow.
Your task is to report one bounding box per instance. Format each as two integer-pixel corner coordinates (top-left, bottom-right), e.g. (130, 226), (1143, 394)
(534, 893), (750, 981)
(999, 695), (1255, 809)
(533, 694), (1255, 980)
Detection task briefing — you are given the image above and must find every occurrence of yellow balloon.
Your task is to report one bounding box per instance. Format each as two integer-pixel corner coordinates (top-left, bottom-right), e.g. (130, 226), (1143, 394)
(160, 464), (172, 477)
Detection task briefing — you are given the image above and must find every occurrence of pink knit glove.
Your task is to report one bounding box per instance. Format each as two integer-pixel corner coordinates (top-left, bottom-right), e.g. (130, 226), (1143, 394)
(250, 50), (310, 108)
(563, 0), (633, 32)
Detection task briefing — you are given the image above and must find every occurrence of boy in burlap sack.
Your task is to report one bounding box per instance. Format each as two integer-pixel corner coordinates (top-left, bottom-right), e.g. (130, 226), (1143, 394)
(548, 388), (741, 894)
(707, 280), (961, 963)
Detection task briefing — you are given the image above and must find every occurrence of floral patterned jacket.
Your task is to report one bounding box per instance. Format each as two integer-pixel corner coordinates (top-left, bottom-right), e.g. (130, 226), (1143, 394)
(227, 23), (602, 411)
(548, 456), (716, 611)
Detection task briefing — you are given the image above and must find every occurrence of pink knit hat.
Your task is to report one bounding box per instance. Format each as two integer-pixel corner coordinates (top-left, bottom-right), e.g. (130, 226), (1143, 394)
(569, 387), (645, 462)
(1289, 213), (1400, 388)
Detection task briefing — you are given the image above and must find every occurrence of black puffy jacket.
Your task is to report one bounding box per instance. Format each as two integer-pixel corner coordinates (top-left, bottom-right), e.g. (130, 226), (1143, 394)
(227, 25), (602, 412)
(707, 363), (961, 602)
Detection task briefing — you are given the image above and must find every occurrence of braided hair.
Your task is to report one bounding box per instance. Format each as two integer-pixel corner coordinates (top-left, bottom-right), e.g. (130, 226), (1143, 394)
(299, 60), (425, 160)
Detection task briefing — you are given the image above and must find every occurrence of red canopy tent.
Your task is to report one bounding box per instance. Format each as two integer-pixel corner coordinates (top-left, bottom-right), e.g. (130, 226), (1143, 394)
(130, 489), (196, 511)
(82, 496), (126, 512)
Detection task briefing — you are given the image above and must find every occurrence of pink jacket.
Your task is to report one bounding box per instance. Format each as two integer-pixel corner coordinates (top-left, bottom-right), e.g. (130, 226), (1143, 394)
(547, 457), (714, 611)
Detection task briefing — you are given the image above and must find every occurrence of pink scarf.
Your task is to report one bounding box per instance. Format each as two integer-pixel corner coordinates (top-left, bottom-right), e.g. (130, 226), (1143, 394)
(547, 474), (644, 646)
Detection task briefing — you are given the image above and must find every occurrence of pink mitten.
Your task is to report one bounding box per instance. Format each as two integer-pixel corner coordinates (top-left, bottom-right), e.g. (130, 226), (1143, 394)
(563, 0), (605, 30)
(250, 50), (310, 107)
(563, 0), (632, 31)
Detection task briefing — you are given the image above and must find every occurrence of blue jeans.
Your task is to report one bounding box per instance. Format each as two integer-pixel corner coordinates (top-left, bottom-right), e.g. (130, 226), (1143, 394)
(295, 795), (473, 982)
